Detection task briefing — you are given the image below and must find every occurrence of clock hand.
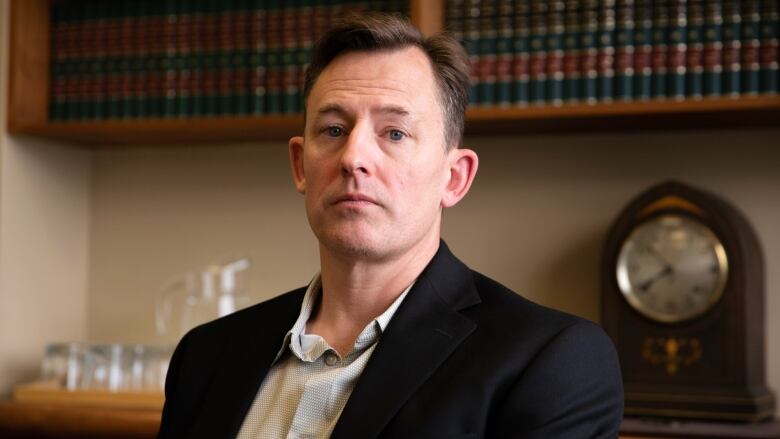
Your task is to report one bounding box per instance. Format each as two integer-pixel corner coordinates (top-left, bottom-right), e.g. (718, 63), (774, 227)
(638, 265), (674, 292)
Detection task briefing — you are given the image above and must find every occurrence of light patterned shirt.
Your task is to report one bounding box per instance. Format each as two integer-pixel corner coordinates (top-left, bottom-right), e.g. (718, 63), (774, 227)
(236, 274), (412, 439)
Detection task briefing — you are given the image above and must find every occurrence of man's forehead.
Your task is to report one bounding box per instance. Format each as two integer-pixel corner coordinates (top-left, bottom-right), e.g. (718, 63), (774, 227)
(307, 47), (439, 119)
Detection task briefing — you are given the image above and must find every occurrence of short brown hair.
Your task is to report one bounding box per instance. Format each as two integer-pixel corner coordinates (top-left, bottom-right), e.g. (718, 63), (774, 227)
(303, 13), (470, 149)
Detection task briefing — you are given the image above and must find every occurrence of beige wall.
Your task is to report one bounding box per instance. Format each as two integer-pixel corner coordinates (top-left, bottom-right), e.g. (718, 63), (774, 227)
(0, 0), (92, 398)
(87, 129), (780, 417)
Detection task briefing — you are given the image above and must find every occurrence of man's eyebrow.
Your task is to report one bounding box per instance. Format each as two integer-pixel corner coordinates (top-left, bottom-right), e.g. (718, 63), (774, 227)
(375, 105), (410, 117)
(315, 103), (411, 117)
(317, 103), (349, 117)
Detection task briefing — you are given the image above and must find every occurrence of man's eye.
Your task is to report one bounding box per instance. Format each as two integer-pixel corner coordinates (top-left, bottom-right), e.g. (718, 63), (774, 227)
(326, 126), (343, 137)
(388, 129), (406, 141)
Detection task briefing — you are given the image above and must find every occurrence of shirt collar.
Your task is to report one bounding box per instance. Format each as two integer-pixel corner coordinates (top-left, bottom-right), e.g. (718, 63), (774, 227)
(272, 273), (413, 364)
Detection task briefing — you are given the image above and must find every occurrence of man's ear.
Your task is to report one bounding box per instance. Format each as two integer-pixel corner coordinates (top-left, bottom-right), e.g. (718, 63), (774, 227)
(289, 136), (306, 194)
(441, 148), (479, 208)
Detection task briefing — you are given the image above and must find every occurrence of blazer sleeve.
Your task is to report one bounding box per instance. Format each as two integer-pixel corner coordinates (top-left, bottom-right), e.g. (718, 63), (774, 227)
(490, 320), (624, 439)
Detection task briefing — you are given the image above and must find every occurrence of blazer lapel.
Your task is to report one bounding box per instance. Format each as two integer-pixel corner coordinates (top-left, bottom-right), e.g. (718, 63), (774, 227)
(331, 242), (481, 438)
(190, 289), (305, 438)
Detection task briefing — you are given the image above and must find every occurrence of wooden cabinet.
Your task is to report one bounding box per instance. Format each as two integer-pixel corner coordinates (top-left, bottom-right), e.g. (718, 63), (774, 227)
(7, 0), (779, 146)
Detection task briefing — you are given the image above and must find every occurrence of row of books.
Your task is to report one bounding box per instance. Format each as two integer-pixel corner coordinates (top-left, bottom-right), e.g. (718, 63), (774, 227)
(449, 0), (779, 106)
(49, 0), (409, 121)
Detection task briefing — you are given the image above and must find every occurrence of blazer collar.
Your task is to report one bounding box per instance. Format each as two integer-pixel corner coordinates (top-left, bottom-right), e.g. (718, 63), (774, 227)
(331, 240), (481, 438)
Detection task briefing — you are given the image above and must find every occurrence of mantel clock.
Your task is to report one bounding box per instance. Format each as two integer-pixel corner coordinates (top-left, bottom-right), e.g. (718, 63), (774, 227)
(602, 181), (775, 421)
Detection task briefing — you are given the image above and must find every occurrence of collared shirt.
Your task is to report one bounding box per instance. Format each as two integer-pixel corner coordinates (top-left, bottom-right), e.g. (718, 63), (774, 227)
(236, 274), (412, 439)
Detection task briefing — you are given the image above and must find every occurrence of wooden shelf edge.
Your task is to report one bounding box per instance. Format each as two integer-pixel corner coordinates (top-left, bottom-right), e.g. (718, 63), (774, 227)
(10, 115), (305, 145)
(8, 96), (780, 146)
(465, 96), (780, 135)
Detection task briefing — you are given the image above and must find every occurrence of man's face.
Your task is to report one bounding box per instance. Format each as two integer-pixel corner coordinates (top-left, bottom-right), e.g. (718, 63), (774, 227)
(290, 47), (452, 261)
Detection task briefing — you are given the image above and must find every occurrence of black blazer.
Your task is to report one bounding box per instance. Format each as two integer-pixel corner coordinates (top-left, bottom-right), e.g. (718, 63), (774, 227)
(158, 242), (623, 438)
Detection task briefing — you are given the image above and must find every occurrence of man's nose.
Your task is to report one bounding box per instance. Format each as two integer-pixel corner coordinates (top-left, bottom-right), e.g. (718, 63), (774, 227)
(340, 124), (374, 177)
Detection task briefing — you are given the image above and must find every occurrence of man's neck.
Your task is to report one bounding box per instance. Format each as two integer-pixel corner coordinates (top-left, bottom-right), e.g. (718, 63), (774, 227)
(306, 236), (440, 356)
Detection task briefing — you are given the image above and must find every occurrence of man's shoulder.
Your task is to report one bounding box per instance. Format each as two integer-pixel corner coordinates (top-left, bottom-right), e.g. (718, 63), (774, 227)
(467, 269), (609, 348)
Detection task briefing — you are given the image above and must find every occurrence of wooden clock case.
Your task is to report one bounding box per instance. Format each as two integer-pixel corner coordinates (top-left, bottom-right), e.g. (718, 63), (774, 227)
(602, 180), (775, 421)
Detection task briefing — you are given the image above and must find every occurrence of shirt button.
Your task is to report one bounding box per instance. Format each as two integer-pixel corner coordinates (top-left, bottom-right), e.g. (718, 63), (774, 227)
(324, 353), (338, 366)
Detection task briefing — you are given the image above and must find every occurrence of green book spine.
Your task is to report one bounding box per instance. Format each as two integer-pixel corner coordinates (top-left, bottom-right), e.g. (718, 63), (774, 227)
(633, 0), (653, 100)
(563, 0), (581, 103)
(546, 1), (565, 105)
(596, 0), (615, 102)
(686, 0), (704, 99)
(703, 0), (723, 97)
(529, 1), (548, 105)
(478, 0), (498, 107)
(580, 0), (598, 104)
(512, 0), (530, 106)
(495, 1), (514, 106)
(722, 0), (741, 96)
(615, 0), (635, 101)
(667, 0), (687, 100)
(740, 0), (760, 95)
(758, 0), (778, 94)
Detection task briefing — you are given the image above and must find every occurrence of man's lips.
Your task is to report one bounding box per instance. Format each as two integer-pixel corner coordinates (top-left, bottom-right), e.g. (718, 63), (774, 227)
(333, 193), (380, 206)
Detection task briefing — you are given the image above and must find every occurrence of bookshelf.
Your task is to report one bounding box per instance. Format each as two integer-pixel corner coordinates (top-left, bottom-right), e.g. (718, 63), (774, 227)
(7, 0), (780, 146)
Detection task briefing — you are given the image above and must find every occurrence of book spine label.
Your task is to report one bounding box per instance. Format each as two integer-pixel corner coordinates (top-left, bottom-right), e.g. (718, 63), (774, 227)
(615, 0), (635, 101)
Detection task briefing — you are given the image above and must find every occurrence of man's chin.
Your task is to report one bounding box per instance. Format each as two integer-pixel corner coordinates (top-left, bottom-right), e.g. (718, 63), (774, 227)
(319, 233), (388, 261)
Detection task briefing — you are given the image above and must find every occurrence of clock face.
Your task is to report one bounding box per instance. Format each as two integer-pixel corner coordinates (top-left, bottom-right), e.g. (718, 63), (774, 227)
(616, 213), (729, 323)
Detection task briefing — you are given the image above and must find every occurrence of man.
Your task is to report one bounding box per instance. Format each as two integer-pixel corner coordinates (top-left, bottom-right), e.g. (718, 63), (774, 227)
(158, 13), (623, 439)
